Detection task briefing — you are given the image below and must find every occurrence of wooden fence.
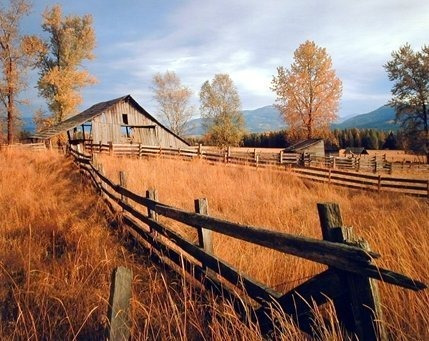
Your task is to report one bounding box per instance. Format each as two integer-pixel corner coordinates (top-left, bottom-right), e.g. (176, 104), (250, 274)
(0, 142), (47, 151)
(69, 146), (426, 340)
(82, 142), (429, 198)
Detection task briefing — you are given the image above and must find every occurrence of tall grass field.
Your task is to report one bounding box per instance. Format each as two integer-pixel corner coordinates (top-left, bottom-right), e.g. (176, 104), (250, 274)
(0, 149), (427, 340)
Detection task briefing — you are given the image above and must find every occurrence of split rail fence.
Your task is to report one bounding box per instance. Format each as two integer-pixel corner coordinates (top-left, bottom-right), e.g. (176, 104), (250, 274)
(82, 142), (429, 197)
(70, 146), (426, 340)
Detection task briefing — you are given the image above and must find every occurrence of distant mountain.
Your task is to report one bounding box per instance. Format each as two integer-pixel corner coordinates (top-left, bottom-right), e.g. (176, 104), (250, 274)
(332, 105), (397, 131)
(22, 116), (36, 133)
(187, 105), (285, 136)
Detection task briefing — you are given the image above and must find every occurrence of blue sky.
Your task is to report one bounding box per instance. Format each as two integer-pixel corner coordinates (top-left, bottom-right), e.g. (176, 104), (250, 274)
(19, 0), (429, 119)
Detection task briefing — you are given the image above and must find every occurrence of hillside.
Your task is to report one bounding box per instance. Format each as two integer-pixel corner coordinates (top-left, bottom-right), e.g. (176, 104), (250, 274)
(22, 104), (398, 137)
(187, 105), (285, 135)
(332, 105), (397, 130)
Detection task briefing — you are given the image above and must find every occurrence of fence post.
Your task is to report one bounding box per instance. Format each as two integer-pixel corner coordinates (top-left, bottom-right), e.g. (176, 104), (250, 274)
(194, 198), (213, 272)
(98, 164), (105, 196)
(317, 203), (385, 341)
(107, 266), (133, 341)
(227, 146), (231, 160)
(328, 168), (332, 184)
(146, 189), (158, 230)
(194, 198), (213, 253)
(333, 157), (336, 169)
(119, 171), (127, 205)
(138, 143), (142, 159)
(378, 175), (381, 193)
(373, 156), (377, 173)
(198, 143), (202, 158)
(109, 141), (113, 156)
(279, 150), (283, 164)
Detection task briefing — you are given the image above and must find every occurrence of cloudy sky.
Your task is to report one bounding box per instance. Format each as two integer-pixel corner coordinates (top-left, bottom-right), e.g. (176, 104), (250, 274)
(19, 0), (429, 119)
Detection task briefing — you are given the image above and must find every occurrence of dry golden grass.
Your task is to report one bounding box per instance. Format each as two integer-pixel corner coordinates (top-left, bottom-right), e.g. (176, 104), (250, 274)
(1, 149), (295, 340)
(98, 154), (429, 340)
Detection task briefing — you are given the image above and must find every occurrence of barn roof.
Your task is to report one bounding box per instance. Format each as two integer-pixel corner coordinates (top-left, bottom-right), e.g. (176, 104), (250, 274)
(345, 147), (369, 155)
(285, 138), (323, 152)
(31, 94), (189, 145)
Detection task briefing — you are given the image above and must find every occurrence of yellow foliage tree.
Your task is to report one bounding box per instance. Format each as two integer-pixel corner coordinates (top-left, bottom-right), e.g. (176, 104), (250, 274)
(36, 5), (96, 123)
(272, 40), (342, 139)
(199, 74), (245, 146)
(152, 71), (194, 137)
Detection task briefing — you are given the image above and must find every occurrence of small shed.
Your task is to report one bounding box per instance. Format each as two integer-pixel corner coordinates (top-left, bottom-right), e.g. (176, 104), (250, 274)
(285, 138), (325, 157)
(344, 147), (369, 157)
(31, 95), (189, 147)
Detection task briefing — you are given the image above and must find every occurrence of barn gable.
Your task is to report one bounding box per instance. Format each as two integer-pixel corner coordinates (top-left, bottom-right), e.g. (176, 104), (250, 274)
(285, 138), (325, 157)
(31, 95), (189, 147)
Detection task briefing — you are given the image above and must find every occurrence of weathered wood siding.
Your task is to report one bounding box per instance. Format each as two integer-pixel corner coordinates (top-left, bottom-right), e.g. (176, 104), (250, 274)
(90, 99), (188, 147)
(302, 140), (325, 157)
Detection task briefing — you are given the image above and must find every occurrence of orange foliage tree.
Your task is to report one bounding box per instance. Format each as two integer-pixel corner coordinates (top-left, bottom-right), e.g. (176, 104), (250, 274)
(271, 40), (342, 139)
(0, 0), (43, 143)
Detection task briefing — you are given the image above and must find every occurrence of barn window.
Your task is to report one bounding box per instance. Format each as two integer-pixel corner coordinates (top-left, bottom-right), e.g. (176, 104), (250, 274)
(122, 114), (128, 125)
(121, 125), (133, 138)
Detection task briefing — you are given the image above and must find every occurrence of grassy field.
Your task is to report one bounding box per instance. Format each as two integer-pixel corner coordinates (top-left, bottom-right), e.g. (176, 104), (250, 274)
(98, 154), (429, 340)
(1, 149), (428, 340)
(1, 149), (285, 340)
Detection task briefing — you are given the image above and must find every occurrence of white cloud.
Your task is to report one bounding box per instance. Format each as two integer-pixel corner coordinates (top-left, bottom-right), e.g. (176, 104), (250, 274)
(80, 0), (429, 116)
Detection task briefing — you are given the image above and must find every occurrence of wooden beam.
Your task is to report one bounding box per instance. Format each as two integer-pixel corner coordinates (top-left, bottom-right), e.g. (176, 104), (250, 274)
(317, 202), (386, 341)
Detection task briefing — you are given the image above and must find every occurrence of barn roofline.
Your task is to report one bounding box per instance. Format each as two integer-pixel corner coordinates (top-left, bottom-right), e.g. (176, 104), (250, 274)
(285, 138), (324, 152)
(30, 94), (190, 146)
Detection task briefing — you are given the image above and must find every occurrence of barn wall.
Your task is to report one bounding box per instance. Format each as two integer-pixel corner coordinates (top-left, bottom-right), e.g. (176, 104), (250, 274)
(304, 140), (325, 157)
(90, 100), (188, 147)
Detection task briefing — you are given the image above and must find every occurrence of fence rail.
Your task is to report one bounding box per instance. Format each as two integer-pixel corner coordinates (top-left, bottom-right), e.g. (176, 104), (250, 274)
(69, 146), (426, 340)
(82, 142), (429, 197)
(0, 142), (47, 151)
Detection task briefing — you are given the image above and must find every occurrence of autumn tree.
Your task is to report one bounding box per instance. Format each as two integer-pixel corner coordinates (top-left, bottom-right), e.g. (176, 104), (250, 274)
(0, 0), (42, 143)
(271, 40), (342, 140)
(199, 74), (245, 146)
(384, 44), (429, 162)
(36, 5), (96, 123)
(152, 70), (194, 137)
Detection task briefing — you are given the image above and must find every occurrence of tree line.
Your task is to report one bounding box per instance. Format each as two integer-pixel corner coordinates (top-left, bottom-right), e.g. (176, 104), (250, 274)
(0, 0), (427, 162)
(241, 129), (400, 150)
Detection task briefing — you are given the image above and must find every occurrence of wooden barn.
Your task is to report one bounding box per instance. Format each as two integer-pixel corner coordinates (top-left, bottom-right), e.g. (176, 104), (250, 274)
(31, 95), (189, 147)
(344, 147), (369, 157)
(285, 138), (325, 157)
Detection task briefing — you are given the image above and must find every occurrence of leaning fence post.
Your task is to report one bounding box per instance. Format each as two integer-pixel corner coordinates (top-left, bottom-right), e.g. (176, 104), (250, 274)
(119, 171), (127, 205)
(107, 266), (133, 341)
(194, 198), (213, 272)
(98, 164), (105, 196)
(317, 203), (385, 341)
(146, 189), (158, 233)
